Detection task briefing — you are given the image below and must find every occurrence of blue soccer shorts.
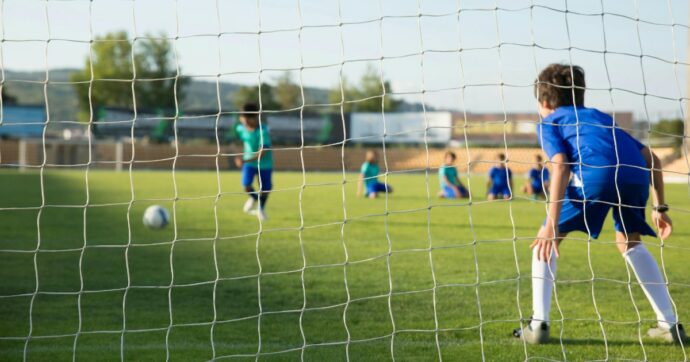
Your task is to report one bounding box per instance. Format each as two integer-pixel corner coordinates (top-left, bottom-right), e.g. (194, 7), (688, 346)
(443, 184), (468, 198)
(366, 182), (390, 196)
(241, 164), (273, 191)
(488, 185), (511, 198)
(556, 183), (656, 239)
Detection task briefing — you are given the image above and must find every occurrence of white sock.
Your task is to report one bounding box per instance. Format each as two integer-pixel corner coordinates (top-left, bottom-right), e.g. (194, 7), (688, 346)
(531, 247), (557, 329)
(624, 244), (677, 329)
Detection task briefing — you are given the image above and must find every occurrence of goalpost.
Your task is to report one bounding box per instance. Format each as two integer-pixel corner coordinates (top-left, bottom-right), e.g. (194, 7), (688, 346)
(0, 0), (688, 361)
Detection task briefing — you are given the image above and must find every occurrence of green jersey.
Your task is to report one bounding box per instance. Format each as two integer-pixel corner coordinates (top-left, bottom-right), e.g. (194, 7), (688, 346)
(235, 123), (273, 170)
(439, 165), (459, 187)
(360, 162), (379, 187)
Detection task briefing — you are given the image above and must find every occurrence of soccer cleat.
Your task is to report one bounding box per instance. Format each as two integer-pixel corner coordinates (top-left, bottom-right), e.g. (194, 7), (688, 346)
(513, 317), (550, 344)
(243, 198), (256, 213)
(647, 323), (687, 344)
(250, 208), (268, 221)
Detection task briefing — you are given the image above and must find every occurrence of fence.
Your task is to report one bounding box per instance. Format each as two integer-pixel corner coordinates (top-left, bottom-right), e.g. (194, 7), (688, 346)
(0, 139), (680, 176)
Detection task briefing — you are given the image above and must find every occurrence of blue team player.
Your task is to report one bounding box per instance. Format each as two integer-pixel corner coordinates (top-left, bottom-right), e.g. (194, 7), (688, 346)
(522, 154), (550, 199)
(514, 63), (684, 344)
(357, 150), (393, 199)
(487, 153), (513, 200)
(234, 103), (272, 221)
(438, 151), (469, 199)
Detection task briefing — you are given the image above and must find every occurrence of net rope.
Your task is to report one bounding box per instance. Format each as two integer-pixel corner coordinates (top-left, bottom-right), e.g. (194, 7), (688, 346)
(0, 0), (688, 361)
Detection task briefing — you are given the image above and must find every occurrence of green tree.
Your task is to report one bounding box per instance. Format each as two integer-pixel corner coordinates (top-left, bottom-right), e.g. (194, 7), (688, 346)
(273, 72), (302, 110)
(71, 31), (186, 121)
(233, 83), (279, 110)
(1, 86), (17, 105)
(652, 118), (685, 147)
(329, 65), (400, 113)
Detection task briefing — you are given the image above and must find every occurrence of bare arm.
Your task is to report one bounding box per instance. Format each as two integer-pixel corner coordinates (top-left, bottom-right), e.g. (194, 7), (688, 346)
(531, 153), (570, 260)
(640, 147), (665, 206)
(640, 146), (673, 239)
(357, 173), (364, 197)
(545, 153), (570, 228)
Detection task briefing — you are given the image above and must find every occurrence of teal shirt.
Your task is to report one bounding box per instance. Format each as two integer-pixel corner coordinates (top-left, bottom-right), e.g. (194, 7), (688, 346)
(439, 165), (459, 187)
(360, 162), (379, 187)
(235, 123), (273, 170)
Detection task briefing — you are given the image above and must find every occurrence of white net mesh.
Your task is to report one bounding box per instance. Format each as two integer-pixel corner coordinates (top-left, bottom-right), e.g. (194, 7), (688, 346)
(0, 0), (689, 361)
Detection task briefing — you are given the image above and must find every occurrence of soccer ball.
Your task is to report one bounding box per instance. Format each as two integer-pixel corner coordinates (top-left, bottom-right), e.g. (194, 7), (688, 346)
(143, 205), (170, 229)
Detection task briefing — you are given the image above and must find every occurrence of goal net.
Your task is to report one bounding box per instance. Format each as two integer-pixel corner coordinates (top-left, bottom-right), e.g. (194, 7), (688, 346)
(0, 0), (688, 361)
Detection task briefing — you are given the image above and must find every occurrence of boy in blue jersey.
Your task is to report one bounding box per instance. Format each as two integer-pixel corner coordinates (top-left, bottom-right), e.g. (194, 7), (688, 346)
(522, 154), (550, 199)
(234, 103), (273, 221)
(438, 151), (469, 199)
(514, 64), (684, 344)
(487, 153), (513, 200)
(357, 150), (393, 199)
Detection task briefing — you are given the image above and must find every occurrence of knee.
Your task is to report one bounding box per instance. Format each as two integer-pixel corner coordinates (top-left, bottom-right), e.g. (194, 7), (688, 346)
(617, 240), (642, 254)
(244, 185), (255, 193)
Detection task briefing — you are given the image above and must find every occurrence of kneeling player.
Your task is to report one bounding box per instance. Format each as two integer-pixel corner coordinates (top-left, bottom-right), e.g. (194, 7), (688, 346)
(438, 151), (469, 199)
(522, 154), (550, 199)
(514, 64), (685, 344)
(487, 153), (513, 200)
(357, 150), (393, 199)
(235, 103), (272, 221)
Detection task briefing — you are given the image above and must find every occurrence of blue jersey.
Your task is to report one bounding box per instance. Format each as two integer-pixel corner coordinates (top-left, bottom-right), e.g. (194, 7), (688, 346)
(537, 106), (648, 186)
(528, 167), (549, 190)
(489, 166), (512, 188)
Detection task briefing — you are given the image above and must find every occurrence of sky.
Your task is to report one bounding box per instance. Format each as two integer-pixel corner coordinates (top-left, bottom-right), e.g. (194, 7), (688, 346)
(1, 0), (689, 121)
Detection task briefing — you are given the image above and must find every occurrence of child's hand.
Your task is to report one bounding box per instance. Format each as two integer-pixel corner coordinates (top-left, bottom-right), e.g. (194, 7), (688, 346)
(530, 225), (561, 261)
(234, 156), (243, 168)
(652, 211), (673, 240)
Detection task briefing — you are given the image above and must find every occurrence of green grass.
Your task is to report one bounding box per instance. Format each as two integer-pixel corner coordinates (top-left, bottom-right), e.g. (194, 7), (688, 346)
(0, 169), (689, 361)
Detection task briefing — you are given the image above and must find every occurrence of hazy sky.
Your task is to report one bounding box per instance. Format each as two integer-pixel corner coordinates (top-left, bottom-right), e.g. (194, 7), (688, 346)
(1, 0), (688, 121)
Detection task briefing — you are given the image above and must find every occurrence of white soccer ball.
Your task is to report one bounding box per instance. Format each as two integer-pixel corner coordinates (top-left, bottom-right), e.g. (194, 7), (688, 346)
(143, 205), (170, 229)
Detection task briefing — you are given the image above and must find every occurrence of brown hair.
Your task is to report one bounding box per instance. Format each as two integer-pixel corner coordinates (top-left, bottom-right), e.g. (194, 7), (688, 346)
(497, 153), (506, 161)
(445, 150), (456, 160)
(535, 63), (585, 109)
(241, 102), (259, 119)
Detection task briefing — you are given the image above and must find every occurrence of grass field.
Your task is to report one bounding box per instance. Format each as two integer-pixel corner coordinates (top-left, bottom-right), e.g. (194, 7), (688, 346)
(0, 169), (688, 361)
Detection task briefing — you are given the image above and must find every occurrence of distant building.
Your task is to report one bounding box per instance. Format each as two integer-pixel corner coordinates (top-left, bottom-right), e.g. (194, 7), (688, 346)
(451, 111), (634, 146)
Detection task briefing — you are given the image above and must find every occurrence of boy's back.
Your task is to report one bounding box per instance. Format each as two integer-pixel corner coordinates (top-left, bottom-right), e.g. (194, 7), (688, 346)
(538, 106), (647, 187)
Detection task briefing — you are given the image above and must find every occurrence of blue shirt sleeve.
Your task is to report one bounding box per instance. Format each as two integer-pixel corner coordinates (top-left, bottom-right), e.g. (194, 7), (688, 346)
(538, 118), (567, 160)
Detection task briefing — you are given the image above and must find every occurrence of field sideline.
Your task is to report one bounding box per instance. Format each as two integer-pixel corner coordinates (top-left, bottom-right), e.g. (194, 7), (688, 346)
(0, 170), (689, 361)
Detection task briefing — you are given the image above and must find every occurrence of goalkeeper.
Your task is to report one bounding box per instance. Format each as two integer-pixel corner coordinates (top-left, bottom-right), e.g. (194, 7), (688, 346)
(514, 64), (685, 344)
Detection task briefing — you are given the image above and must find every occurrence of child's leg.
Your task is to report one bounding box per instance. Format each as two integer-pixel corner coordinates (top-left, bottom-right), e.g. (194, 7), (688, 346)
(242, 164), (259, 200)
(620, 232), (677, 328)
(257, 169), (273, 210)
(531, 228), (564, 328)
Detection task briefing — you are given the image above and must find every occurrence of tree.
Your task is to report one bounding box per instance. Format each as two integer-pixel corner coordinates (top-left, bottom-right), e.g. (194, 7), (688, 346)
(1, 86), (17, 105)
(233, 83), (279, 110)
(71, 31), (187, 121)
(329, 65), (401, 113)
(273, 72), (302, 110)
(652, 118), (685, 147)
